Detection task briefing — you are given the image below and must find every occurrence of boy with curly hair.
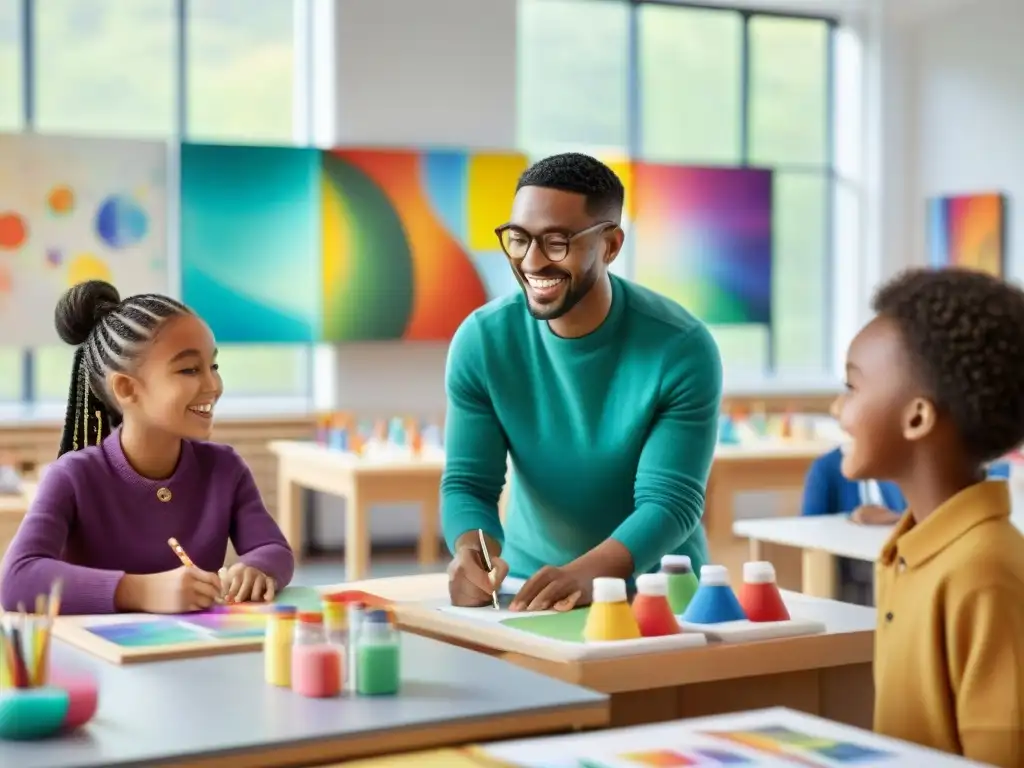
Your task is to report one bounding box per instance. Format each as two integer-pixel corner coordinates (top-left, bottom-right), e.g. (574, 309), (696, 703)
(834, 267), (1024, 766)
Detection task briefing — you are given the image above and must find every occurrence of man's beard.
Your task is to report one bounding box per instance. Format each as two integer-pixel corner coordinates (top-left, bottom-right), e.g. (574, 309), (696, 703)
(520, 262), (600, 321)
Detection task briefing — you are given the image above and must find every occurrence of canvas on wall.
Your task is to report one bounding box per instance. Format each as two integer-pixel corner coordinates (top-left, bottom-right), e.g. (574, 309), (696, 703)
(927, 192), (1005, 276)
(321, 148), (527, 341)
(179, 143), (321, 344)
(0, 134), (168, 345)
(632, 164), (773, 326)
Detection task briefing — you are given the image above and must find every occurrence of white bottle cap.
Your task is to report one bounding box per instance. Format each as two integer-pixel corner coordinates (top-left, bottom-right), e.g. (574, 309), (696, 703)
(743, 561), (777, 584)
(660, 554), (692, 570)
(699, 564), (730, 586)
(635, 573), (668, 596)
(591, 577), (628, 604)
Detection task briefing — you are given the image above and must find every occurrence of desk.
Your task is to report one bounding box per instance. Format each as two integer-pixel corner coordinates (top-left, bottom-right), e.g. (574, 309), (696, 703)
(0, 482), (35, 565)
(705, 441), (835, 583)
(735, 515), (893, 598)
(0, 633), (607, 768)
(330, 573), (876, 730)
(268, 441), (446, 580)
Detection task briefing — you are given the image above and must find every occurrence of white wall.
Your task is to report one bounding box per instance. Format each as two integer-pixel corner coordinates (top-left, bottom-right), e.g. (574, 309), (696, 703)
(310, 0), (517, 549)
(897, 0), (1024, 276)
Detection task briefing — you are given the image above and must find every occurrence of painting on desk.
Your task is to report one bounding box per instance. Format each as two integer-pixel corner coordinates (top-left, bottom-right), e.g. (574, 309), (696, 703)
(54, 586), (324, 662)
(477, 708), (935, 768)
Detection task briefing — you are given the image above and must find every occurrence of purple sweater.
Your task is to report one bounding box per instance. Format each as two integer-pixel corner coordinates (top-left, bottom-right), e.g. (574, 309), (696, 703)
(0, 431), (295, 614)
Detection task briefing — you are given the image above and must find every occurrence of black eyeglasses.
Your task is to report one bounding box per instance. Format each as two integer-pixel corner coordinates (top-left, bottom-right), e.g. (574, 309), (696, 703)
(494, 221), (616, 263)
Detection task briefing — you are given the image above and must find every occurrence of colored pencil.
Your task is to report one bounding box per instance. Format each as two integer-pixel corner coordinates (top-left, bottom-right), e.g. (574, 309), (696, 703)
(167, 537), (196, 568)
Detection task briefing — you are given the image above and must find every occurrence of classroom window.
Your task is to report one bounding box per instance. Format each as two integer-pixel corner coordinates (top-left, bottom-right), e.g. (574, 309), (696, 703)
(0, 349), (21, 401)
(216, 346), (311, 398)
(748, 15), (830, 167)
(185, 0), (295, 144)
(0, 0), (22, 131)
(517, 0), (630, 154)
(637, 5), (742, 165)
(33, 0), (176, 138)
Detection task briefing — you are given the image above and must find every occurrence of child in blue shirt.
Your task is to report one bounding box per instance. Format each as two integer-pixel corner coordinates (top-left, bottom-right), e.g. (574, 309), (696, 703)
(802, 446), (906, 524)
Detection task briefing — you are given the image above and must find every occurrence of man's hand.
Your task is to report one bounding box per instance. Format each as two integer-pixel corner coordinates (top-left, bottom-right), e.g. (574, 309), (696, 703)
(448, 545), (509, 607)
(850, 505), (901, 526)
(511, 564), (591, 612)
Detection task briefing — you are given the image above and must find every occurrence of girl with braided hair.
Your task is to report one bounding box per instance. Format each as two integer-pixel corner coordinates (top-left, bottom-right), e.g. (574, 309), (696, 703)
(0, 281), (294, 614)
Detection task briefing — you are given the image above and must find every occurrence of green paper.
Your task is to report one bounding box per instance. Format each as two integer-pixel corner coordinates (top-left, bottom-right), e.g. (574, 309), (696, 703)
(499, 608), (591, 642)
(273, 586), (324, 612)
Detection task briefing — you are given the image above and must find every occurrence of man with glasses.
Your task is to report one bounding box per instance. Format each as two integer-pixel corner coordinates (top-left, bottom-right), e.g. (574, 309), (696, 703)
(442, 153), (723, 612)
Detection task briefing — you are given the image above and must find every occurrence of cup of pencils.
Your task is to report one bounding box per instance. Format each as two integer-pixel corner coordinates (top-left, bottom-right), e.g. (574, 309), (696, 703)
(0, 580), (96, 740)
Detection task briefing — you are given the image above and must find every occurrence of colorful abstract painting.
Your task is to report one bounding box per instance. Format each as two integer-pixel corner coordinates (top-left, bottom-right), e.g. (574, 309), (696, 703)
(927, 192), (1005, 276)
(0, 134), (168, 344)
(321, 149), (526, 341)
(632, 165), (772, 326)
(180, 143), (321, 343)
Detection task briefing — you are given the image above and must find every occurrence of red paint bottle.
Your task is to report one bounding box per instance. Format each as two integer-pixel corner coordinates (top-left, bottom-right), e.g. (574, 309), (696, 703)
(737, 561), (790, 623)
(631, 574), (680, 637)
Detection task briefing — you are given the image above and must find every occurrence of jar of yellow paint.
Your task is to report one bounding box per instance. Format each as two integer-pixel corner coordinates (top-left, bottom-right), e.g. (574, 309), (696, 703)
(583, 577), (640, 642)
(264, 606), (297, 687)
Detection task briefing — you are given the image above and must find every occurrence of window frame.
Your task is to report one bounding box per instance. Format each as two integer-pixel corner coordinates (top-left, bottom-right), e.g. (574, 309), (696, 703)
(5, 0), (316, 405)
(630, 0), (837, 376)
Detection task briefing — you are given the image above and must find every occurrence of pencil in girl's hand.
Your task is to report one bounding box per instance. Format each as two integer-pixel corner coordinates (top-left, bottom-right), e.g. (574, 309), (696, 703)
(167, 537), (195, 568)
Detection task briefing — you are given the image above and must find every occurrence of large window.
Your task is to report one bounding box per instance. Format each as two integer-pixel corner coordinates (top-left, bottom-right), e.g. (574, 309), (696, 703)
(519, 1), (835, 380)
(518, 0), (630, 155)
(2, 1), (310, 404)
(34, 0), (176, 137)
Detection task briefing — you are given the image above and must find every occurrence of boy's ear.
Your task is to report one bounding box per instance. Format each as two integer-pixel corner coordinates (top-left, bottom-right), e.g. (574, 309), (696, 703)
(902, 397), (937, 441)
(109, 372), (138, 409)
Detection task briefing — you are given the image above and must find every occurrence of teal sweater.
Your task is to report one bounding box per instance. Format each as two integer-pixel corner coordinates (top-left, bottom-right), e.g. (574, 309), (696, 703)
(440, 275), (722, 580)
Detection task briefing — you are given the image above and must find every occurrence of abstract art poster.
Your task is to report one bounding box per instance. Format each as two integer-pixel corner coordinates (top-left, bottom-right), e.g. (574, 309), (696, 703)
(0, 133), (168, 344)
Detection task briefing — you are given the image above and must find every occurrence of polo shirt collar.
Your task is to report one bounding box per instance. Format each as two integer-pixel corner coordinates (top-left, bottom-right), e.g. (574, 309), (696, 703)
(879, 480), (1011, 569)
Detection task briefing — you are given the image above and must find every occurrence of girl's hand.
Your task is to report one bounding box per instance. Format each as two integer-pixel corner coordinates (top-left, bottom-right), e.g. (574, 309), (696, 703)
(117, 567), (223, 613)
(222, 563), (276, 603)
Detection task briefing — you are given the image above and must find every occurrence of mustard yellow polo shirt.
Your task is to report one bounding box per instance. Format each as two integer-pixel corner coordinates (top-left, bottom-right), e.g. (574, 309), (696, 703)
(874, 480), (1024, 766)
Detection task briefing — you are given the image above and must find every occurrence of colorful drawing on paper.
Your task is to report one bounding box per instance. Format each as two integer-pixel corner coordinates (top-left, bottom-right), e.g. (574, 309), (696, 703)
(632, 165), (772, 326)
(704, 725), (893, 764)
(0, 134), (168, 345)
(180, 143), (321, 343)
(927, 192), (1005, 276)
(85, 620), (209, 648)
(320, 148), (527, 341)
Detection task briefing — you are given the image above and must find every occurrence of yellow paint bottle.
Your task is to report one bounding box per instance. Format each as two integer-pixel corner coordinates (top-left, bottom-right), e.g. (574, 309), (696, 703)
(264, 606), (297, 687)
(583, 577), (641, 642)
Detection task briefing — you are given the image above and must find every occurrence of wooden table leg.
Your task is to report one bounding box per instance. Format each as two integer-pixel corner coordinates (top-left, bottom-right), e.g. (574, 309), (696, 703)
(276, 462), (305, 557)
(801, 548), (838, 598)
(345, 490), (370, 582)
(419, 494), (440, 566)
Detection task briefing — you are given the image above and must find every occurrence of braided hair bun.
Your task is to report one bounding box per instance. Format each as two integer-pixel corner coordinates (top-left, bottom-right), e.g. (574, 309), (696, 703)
(55, 280), (121, 346)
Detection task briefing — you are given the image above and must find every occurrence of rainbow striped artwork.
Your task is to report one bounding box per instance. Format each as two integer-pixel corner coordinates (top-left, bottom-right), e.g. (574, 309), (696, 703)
(927, 192), (1005, 276)
(632, 165), (772, 326)
(84, 604), (280, 647)
(320, 149), (526, 341)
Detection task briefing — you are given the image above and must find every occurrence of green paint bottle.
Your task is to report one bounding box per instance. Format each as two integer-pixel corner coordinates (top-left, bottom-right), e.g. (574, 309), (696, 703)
(660, 555), (699, 614)
(355, 609), (400, 696)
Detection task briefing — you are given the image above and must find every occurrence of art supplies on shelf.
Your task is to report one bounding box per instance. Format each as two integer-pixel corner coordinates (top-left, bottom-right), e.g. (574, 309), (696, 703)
(314, 412), (444, 459)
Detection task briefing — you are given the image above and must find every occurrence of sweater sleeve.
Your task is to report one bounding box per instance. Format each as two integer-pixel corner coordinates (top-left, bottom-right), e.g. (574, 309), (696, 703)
(611, 325), (722, 574)
(800, 454), (835, 516)
(440, 314), (508, 554)
(0, 466), (124, 614)
(228, 453), (295, 588)
(950, 586), (1024, 767)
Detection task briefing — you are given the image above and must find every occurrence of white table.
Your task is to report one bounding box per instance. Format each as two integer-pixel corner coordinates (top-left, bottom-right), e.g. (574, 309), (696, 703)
(735, 512), (1024, 598)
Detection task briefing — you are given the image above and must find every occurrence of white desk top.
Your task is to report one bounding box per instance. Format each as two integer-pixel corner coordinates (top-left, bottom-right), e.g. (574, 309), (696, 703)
(735, 513), (1024, 562)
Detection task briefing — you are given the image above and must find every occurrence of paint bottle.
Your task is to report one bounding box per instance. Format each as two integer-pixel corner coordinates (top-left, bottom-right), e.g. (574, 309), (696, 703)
(659, 555), (700, 614)
(631, 573), (680, 637)
(737, 561), (790, 623)
(346, 602), (366, 693)
(290, 612), (342, 698)
(583, 577), (641, 642)
(356, 609), (401, 695)
(322, 596), (349, 684)
(263, 605), (297, 687)
(681, 565), (747, 625)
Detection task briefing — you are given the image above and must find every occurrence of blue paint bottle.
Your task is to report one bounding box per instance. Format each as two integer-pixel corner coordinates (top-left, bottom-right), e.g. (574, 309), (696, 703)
(681, 565), (747, 624)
